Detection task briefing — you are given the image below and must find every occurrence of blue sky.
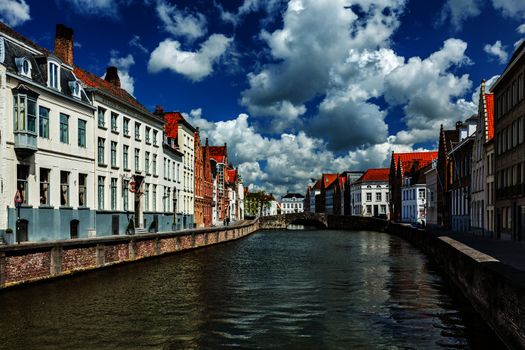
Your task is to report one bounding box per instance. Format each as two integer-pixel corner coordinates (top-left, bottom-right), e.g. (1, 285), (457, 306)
(1, 0), (524, 195)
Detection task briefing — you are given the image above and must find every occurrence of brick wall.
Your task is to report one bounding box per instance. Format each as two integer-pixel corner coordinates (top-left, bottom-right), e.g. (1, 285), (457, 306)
(0, 220), (258, 289)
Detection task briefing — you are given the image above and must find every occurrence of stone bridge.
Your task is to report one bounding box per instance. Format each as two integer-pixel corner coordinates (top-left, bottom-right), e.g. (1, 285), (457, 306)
(259, 212), (328, 230)
(259, 213), (389, 232)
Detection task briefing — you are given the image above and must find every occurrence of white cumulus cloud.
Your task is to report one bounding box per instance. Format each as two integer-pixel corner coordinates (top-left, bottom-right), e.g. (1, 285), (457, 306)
(148, 34), (232, 82)
(0, 0), (30, 27)
(59, 0), (130, 16)
(156, 0), (207, 41)
(484, 40), (509, 64)
(439, 0), (482, 30)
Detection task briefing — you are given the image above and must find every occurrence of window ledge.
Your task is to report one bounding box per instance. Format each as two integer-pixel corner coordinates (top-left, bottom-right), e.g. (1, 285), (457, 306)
(111, 165), (120, 170)
(124, 133), (130, 138)
(39, 205), (53, 209)
(153, 174), (159, 178)
(135, 138), (141, 142)
(98, 163), (108, 168)
(124, 168), (131, 172)
(111, 129), (119, 135)
(78, 206), (90, 210)
(98, 125), (107, 130)
(59, 206), (73, 210)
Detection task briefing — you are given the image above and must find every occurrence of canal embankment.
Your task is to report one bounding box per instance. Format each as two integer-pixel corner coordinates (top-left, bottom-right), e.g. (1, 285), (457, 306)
(386, 223), (525, 350)
(0, 220), (259, 290)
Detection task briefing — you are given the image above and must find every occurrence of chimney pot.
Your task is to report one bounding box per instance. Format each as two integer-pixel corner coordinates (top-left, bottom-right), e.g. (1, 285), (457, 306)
(154, 105), (164, 115)
(105, 66), (120, 88)
(54, 24), (74, 66)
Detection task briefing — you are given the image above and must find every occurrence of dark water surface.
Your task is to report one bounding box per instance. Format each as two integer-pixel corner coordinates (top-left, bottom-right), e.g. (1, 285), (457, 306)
(0, 230), (505, 349)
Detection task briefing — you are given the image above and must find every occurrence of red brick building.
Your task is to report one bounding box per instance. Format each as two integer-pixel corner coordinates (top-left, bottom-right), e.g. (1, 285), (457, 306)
(389, 151), (438, 222)
(194, 131), (213, 227)
(437, 124), (461, 228)
(209, 144), (229, 223)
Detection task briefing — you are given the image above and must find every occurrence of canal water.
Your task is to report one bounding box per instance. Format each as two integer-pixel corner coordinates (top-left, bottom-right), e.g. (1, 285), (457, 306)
(0, 230), (505, 349)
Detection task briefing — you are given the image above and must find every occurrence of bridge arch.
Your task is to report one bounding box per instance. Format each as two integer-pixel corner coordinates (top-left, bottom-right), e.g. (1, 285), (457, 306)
(259, 213), (327, 230)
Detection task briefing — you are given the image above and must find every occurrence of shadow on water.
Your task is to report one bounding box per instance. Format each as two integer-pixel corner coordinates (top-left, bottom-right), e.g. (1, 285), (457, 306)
(0, 229), (507, 350)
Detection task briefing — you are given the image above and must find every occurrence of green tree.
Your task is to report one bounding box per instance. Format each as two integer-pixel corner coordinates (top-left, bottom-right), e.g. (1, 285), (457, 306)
(245, 191), (273, 216)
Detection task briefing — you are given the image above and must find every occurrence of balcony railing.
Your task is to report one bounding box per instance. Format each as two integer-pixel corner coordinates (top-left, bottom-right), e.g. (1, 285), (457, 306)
(14, 131), (37, 155)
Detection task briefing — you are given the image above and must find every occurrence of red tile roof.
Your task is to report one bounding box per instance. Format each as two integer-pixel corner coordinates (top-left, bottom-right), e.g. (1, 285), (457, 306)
(357, 168), (390, 183)
(322, 174), (338, 189)
(163, 112), (184, 139)
(74, 67), (149, 114)
(393, 151), (438, 175)
(485, 93), (494, 141)
(209, 146), (227, 163)
(227, 169), (237, 184)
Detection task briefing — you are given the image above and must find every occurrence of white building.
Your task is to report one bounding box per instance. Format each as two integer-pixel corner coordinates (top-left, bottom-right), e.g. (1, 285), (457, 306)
(281, 193), (304, 214)
(157, 111), (195, 229)
(425, 160), (438, 227)
(0, 24), (97, 242)
(401, 178), (427, 223)
(262, 199), (279, 216)
(306, 181), (321, 213)
(350, 169), (390, 218)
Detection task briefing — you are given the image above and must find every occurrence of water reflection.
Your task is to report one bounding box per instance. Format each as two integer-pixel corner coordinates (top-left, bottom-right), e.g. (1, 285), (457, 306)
(0, 230), (505, 349)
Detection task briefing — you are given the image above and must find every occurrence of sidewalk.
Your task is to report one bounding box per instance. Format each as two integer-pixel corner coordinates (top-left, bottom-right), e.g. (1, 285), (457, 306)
(426, 227), (525, 272)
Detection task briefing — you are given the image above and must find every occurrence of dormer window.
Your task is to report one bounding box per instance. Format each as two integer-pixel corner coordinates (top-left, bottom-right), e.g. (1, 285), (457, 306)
(15, 57), (32, 78)
(68, 80), (81, 99)
(48, 62), (60, 90)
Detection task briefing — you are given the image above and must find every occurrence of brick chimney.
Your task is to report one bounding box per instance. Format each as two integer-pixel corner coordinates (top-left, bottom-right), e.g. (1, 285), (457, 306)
(154, 105), (164, 115)
(105, 66), (120, 88)
(54, 24), (74, 66)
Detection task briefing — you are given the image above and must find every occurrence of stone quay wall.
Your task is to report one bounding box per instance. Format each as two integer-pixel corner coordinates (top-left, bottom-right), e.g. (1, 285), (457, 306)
(0, 220), (259, 290)
(387, 223), (525, 350)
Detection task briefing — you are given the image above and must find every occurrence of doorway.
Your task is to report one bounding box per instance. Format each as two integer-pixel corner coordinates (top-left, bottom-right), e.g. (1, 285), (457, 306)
(70, 220), (79, 239)
(16, 219), (28, 243)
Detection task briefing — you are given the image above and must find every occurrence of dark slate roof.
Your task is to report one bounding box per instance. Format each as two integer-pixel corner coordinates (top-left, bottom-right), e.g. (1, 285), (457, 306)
(282, 193), (305, 199)
(1, 23), (91, 105)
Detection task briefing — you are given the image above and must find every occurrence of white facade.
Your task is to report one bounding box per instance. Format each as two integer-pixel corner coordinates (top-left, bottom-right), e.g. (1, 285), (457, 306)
(262, 200), (279, 216)
(281, 194), (304, 214)
(308, 186), (320, 213)
(237, 181), (245, 220)
(0, 28), (98, 242)
(91, 88), (183, 234)
(351, 183), (389, 217)
(401, 181), (427, 223)
(176, 121), (195, 228)
(425, 162), (438, 226)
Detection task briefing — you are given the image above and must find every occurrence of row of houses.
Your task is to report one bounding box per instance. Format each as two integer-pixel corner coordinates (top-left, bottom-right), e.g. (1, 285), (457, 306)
(0, 23), (244, 244)
(304, 41), (525, 241)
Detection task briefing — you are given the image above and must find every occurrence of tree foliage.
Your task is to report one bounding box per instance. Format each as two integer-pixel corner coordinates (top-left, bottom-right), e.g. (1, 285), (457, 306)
(245, 191), (273, 216)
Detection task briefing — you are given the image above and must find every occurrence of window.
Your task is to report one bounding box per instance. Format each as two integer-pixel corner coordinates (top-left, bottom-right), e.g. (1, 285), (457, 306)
(98, 138), (105, 165)
(366, 192), (372, 202)
(164, 158), (167, 179)
(13, 94), (37, 133)
(98, 107), (106, 128)
(376, 192), (381, 202)
(98, 176), (105, 210)
(79, 174), (87, 207)
(111, 141), (117, 167)
(145, 151), (150, 174)
(123, 180), (129, 211)
(135, 122), (141, 140)
(78, 119), (86, 147)
(123, 117), (130, 136)
(153, 130), (158, 146)
(60, 113), (69, 143)
(152, 185), (157, 211)
(519, 117), (524, 144)
(111, 178), (117, 210)
(519, 75), (524, 101)
(123, 145), (129, 169)
(60, 171), (70, 206)
(48, 62), (59, 89)
(39, 106), (49, 138)
(111, 112), (118, 132)
(146, 127), (151, 144)
(145, 184), (150, 211)
(17, 165), (29, 205)
(69, 81), (81, 98)
(16, 57), (32, 78)
(419, 188), (425, 199)
(153, 155), (157, 175)
(40, 168), (50, 205)
(135, 148), (140, 171)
